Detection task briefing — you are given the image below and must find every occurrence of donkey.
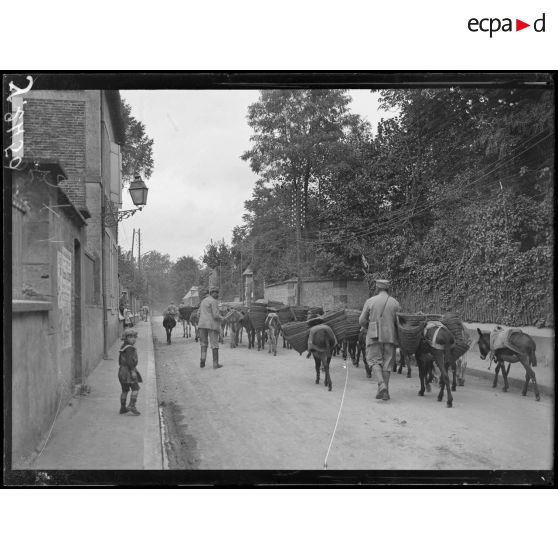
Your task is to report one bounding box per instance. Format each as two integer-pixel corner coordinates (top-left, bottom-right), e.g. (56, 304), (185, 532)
(222, 309), (245, 348)
(264, 312), (281, 356)
(416, 323), (457, 407)
(190, 310), (200, 342)
(306, 324), (337, 391)
(477, 328), (539, 401)
(162, 314), (176, 345)
(178, 305), (195, 338)
(394, 347), (413, 377)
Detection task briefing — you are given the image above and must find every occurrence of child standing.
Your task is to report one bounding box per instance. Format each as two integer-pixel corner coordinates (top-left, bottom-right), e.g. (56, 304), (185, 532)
(118, 329), (143, 415)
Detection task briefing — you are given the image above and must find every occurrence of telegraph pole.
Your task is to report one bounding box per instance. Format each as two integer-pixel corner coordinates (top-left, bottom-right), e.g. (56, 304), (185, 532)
(294, 179), (302, 306)
(138, 228), (141, 273)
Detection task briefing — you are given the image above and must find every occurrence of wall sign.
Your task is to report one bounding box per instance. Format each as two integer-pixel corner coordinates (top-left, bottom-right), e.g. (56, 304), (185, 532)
(57, 246), (72, 349)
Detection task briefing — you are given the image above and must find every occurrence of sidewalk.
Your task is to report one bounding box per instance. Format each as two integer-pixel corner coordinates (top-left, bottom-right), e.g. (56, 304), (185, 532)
(462, 324), (554, 398)
(30, 319), (163, 470)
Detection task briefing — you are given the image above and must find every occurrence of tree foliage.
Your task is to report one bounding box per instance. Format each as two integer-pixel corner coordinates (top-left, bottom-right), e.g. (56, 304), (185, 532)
(232, 87), (553, 326)
(120, 98), (155, 184)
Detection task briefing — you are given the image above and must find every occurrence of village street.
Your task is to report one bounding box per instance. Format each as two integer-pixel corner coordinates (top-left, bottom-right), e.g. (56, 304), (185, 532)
(153, 316), (553, 471)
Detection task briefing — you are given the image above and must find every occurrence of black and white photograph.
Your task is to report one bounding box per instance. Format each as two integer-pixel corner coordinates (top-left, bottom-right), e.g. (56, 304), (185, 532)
(3, 72), (554, 485)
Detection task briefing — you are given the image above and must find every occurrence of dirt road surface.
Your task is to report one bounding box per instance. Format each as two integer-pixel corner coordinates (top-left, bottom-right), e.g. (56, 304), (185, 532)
(153, 322), (553, 470)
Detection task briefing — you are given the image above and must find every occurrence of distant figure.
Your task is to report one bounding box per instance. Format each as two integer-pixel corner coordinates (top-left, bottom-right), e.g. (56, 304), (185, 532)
(359, 279), (401, 401)
(141, 304), (149, 322)
(124, 307), (133, 329)
(118, 329), (142, 415)
(198, 286), (224, 369)
(165, 301), (178, 319)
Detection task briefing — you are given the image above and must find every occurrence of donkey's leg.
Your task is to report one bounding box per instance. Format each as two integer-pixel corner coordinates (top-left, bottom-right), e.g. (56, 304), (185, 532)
(314, 355), (321, 384)
(444, 364), (453, 407)
(417, 360), (426, 396)
(451, 362), (457, 391)
(501, 361), (510, 392)
(435, 354), (447, 403)
(325, 354), (333, 391)
(492, 362), (500, 388)
(520, 358), (540, 401)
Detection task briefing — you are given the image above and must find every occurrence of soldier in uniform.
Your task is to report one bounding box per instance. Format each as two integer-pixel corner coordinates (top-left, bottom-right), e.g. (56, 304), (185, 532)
(359, 279), (401, 401)
(198, 286), (224, 369)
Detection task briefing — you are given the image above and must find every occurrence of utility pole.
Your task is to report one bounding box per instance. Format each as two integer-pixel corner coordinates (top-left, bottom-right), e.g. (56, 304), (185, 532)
(131, 228), (136, 263)
(138, 228), (141, 274)
(294, 179), (302, 306)
(239, 252), (243, 302)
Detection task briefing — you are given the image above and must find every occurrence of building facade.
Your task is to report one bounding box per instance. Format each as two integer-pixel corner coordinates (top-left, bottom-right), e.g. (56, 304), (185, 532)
(10, 89), (125, 467)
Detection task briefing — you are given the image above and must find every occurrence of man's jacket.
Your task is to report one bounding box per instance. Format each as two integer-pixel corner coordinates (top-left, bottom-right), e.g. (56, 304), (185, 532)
(359, 291), (401, 345)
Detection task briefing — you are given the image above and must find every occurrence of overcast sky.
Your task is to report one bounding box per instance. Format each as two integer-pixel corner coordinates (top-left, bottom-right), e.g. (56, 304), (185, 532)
(119, 90), (390, 263)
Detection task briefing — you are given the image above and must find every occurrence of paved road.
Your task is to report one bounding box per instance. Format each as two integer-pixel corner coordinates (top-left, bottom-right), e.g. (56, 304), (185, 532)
(153, 321), (553, 470)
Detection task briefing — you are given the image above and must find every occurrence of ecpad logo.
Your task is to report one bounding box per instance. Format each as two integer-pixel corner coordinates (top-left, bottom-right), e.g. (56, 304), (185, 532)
(468, 13), (546, 37)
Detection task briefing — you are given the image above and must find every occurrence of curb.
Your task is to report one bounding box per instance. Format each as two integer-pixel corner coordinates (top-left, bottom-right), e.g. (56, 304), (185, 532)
(143, 318), (165, 469)
(465, 366), (554, 399)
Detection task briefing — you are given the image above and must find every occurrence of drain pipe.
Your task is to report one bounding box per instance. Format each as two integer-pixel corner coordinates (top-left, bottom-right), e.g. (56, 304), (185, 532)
(101, 93), (109, 359)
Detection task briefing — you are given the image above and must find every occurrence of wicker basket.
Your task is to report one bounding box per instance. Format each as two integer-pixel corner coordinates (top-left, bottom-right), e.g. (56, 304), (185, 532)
(282, 321), (310, 354)
(396, 313), (426, 354)
(248, 306), (267, 330)
(441, 313), (471, 361)
(291, 306), (309, 322)
(277, 307), (294, 325)
(322, 309), (347, 342)
(307, 316), (325, 327)
(343, 309), (361, 340)
(307, 306), (324, 316)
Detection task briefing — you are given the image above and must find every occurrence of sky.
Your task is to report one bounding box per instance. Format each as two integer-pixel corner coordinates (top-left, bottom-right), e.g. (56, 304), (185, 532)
(119, 89), (390, 263)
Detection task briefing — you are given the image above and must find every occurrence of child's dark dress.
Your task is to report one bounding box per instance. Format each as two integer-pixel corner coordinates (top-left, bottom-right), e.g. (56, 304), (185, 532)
(118, 343), (143, 391)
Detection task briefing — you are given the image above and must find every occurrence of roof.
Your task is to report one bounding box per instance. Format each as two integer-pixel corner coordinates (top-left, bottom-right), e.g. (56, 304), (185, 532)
(19, 157), (88, 225)
(104, 91), (126, 145)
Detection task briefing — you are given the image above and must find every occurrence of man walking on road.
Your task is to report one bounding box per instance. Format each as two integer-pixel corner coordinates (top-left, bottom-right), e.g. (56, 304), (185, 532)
(198, 286), (224, 369)
(359, 279), (401, 401)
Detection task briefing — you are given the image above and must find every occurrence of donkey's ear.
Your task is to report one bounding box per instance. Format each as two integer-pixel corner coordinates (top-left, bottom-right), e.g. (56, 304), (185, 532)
(477, 328), (483, 336)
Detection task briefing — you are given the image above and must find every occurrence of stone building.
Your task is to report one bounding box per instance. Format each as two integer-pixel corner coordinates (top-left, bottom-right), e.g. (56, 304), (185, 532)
(10, 88), (125, 467)
(264, 278), (369, 312)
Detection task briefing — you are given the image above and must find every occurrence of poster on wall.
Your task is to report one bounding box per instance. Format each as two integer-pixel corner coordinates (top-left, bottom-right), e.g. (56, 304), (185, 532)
(57, 246), (72, 349)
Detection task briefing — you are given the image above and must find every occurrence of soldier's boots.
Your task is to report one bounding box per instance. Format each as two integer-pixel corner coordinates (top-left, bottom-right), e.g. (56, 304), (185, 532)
(200, 346), (207, 368)
(212, 348), (223, 369)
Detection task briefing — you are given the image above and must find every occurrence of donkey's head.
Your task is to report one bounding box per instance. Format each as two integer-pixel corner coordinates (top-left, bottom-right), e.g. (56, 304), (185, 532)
(476, 328), (491, 360)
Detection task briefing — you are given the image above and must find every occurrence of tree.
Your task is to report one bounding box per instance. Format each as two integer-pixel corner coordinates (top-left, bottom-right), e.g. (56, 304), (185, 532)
(120, 98), (155, 184)
(170, 256), (201, 302)
(239, 90), (370, 294)
(141, 250), (173, 305)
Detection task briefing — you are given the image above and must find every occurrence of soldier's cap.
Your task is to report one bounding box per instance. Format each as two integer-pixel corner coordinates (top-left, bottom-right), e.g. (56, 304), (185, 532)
(375, 279), (391, 289)
(209, 286), (219, 293)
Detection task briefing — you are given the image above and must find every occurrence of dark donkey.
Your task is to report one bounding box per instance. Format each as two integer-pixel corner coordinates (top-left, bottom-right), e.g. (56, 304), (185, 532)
(476, 328), (539, 401)
(416, 324), (457, 407)
(306, 324), (337, 391)
(163, 314), (177, 344)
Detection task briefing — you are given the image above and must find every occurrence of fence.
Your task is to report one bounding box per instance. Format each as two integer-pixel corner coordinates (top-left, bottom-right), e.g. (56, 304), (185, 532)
(394, 285), (553, 327)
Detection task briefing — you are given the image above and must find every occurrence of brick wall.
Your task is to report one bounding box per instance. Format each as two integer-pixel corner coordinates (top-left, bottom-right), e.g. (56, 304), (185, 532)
(24, 99), (86, 208)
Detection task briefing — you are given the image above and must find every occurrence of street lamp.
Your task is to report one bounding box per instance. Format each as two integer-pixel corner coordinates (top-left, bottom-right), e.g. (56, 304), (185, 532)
(103, 174), (149, 225)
